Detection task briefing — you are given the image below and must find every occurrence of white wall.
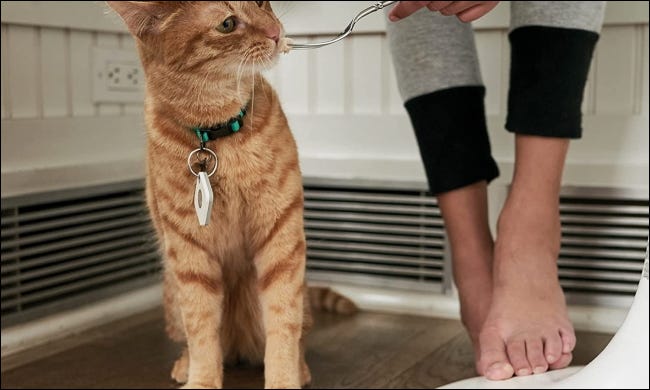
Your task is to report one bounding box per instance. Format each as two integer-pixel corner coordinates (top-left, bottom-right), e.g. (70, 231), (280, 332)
(1, 1), (648, 200)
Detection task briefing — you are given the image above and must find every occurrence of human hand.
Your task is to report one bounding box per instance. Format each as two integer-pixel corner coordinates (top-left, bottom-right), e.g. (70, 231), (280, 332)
(388, 1), (500, 23)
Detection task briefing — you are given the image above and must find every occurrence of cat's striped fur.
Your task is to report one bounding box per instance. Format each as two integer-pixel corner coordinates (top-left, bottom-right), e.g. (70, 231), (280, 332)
(107, 2), (355, 389)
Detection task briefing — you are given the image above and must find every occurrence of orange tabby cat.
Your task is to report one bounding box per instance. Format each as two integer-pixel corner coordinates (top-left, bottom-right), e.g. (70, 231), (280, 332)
(106, 2), (354, 389)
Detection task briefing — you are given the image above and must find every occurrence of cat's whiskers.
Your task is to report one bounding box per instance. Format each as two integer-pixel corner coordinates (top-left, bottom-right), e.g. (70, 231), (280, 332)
(256, 58), (272, 103)
(256, 57), (273, 114)
(235, 49), (250, 90)
(249, 59), (259, 132)
(235, 48), (255, 105)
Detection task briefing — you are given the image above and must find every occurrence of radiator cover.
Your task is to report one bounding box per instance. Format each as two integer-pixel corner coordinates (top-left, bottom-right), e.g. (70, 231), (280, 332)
(1, 179), (647, 327)
(1, 180), (160, 328)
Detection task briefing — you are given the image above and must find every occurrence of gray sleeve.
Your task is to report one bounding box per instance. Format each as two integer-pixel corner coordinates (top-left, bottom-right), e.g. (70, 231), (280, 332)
(511, 1), (607, 33)
(385, 7), (483, 103)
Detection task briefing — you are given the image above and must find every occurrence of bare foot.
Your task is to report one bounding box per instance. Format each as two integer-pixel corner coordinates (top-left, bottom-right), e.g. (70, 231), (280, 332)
(455, 253), (493, 374)
(477, 198), (575, 380)
(437, 181), (495, 373)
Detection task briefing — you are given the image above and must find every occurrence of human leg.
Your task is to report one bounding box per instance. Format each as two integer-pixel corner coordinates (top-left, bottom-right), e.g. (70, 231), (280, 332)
(386, 8), (499, 365)
(478, 1), (606, 380)
(438, 181), (494, 369)
(480, 135), (573, 379)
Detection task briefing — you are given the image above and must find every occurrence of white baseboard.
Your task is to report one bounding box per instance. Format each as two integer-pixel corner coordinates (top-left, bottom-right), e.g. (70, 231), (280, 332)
(323, 282), (629, 334)
(1, 284), (162, 358)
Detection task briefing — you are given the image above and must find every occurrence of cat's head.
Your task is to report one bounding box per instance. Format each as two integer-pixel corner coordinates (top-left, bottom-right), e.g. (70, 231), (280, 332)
(107, 1), (286, 76)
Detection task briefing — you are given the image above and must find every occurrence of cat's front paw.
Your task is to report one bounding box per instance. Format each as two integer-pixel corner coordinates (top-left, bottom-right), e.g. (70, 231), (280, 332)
(265, 380), (301, 389)
(300, 361), (312, 388)
(180, 382), (220, 389)
(171, 351), (189, 384)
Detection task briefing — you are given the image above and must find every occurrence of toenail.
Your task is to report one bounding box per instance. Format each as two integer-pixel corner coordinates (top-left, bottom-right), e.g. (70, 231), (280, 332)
(517, 368), (531, 376)
(546, 354), (556, 362)
(486, 363), (513, 378)
(533, 366), (547, 374)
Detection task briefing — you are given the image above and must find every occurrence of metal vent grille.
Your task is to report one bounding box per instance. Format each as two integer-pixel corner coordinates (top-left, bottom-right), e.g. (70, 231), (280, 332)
(303, 180), (647, 304)
(559, 188), (649, 302)
(1, 180), (160, 328)
(2, 178), (646, 328)
(304, 181), (446, 292)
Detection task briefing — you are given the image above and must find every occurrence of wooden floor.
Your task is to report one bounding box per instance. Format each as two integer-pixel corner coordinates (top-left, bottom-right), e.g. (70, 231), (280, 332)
(1, 308), (613, 389)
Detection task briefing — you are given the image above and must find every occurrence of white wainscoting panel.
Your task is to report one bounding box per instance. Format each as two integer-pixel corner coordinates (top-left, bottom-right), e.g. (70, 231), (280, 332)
(7, 24), (40, 119)
(1, 2), (648, 198)
(277, 41), (310, 114)
(349, 35), (383, 115)
(475, 30), (504, 116)
(40, 27), (68, 118)
(314, 35), (346, 114)
(595, 26), (642, 115)
(69, 30), (97, 117)
(2, 23), (10, 119)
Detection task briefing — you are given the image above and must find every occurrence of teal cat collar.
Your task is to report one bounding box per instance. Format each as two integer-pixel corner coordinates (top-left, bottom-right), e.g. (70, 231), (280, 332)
(192, 103), (248, 144)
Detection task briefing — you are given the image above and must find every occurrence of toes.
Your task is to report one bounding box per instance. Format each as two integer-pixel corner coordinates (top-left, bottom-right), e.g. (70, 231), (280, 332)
(479, 328), (514, 380)
(526, 338), (548, 374)
(543, 331), (563, 364)
(485, 362), (515, 381)
(506, 339), (531, 376)
(560, 328), (576, 354)
(549, 352), (573, 370)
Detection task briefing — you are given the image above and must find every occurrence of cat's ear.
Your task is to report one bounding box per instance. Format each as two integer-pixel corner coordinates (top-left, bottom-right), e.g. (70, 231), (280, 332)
(106, 1), (180, 38)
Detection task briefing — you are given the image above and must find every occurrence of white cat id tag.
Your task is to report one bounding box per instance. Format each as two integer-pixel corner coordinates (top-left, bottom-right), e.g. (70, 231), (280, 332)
(194, 171), (214, 226)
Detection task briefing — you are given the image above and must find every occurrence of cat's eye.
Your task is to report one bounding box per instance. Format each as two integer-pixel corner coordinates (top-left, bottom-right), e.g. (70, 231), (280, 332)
(216, 16), (237, 33)
(255, 1), (265, 7)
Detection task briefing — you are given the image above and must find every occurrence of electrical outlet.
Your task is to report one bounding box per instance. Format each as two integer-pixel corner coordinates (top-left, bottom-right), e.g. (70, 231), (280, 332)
(92, 47), (144, 103)
(105, 61), (141, 92)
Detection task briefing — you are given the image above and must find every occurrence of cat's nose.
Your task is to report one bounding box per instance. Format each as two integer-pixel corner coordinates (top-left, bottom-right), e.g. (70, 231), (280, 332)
(264, 25), (280, 43)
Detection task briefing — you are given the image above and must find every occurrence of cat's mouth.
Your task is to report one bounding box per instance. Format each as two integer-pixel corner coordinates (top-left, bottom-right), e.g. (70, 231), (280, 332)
(236, 47), (267, 70)
(231, 34), (290, 75)
(242, 38), (289, 71)
(264, 36), (291, 66)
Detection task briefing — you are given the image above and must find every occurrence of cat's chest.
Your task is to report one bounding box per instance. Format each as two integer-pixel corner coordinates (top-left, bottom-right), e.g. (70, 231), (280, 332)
(151, 143), (264, 208)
